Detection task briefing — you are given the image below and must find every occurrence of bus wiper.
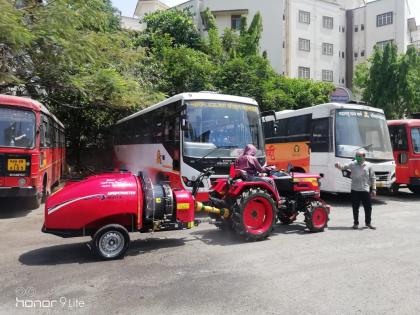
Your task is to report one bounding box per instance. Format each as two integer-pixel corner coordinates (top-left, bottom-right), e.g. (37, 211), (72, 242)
(353, 144), (373, 152)
(195, 145), (238, 163)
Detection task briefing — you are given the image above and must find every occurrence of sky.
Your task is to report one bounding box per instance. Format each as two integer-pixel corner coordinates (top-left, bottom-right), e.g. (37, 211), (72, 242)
(111, 0), (186, 17)
(111, 0), (420, 23)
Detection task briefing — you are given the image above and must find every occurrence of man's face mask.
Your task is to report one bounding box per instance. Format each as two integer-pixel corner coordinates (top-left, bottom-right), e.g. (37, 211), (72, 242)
(355, 156), (364, 164)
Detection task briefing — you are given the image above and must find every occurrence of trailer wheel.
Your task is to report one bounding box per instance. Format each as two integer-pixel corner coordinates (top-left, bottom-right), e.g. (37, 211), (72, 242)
(305, 202), (329, 232)
(93, 224), (130, 260)
(231, 188), (276, 241)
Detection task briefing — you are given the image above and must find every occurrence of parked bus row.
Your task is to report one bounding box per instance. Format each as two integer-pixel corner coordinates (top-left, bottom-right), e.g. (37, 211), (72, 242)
(1, 93), (419, 210)
(113, 93), (420, 196)
(0, 95), (65, 208)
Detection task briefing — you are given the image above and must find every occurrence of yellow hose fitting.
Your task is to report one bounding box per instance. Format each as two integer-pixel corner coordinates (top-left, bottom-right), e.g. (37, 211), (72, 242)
(195, 202), (230, 219)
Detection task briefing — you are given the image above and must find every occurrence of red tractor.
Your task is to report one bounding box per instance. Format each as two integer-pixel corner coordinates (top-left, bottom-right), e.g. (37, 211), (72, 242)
(207, 167), (330, 239)
(43, 167), (330, 260)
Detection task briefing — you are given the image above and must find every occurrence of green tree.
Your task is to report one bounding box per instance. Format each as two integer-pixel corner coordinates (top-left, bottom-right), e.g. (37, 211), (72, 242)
(158, 46), (215, 95)
(0, 0), (164, 166)
(354, 44), (420, 118)
(141, 8), (202, 50)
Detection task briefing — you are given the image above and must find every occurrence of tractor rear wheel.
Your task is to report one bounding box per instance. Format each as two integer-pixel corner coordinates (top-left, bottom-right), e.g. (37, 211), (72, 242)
(305, 202), (329, 232)
(93, 224), (130, 260)
(231, 188), (277, 241)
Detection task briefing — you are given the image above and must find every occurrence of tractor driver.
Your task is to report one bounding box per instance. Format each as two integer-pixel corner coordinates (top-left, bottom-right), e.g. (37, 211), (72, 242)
(235, 144), (276, 183)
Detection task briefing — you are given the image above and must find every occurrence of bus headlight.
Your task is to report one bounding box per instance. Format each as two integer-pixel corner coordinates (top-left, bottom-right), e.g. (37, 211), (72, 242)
(18, 177), (27, 188)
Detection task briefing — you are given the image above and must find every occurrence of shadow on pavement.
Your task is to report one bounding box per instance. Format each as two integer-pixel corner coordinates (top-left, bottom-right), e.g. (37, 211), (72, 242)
(0, 198), (37, 219)
(380, 190), (420, 202)
(272, 222), (309, 235)
(189, 227), (244, 246)
(19, 237), (187, 266)
(321, 192), (388, 206)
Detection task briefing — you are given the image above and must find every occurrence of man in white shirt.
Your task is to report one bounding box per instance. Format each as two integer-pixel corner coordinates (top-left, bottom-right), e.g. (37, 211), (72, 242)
(335, 150), (377, 230)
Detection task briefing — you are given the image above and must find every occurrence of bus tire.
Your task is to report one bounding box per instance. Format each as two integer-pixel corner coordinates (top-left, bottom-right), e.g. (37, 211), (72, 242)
(390, 183), (399, 194)
(41, 176), (48, 203)
(408, 185), (420, 195)
(28, 194), (42, 209)
(291, 167), (305, 173)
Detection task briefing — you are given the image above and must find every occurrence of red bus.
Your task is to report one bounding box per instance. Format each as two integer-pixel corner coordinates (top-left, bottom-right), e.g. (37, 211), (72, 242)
(388, 119), (420, 194)
(0, 95), (65, 208)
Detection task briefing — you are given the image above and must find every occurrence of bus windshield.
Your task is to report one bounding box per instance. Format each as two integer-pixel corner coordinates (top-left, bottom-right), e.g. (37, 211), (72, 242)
(412, 128), (420, 154)
(183, 101), (264, 158)
(0, 106), (35, 148)
(335, 109), (393, 160)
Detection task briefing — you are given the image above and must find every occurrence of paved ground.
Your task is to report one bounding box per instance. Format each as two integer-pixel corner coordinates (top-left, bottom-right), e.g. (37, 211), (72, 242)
(0, 190), (419, 315)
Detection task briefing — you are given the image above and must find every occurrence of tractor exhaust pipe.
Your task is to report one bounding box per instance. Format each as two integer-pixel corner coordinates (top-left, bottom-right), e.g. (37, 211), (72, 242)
(195, 202), (230, 219)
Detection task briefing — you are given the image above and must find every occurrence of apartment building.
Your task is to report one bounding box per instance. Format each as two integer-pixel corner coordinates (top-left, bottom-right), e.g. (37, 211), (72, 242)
(284, 0), (347, 85)
(408, 17), (420, 50)
(175, 0), (285, 74)
(347, 0), (412, 86)
(130, 0), (417, 88)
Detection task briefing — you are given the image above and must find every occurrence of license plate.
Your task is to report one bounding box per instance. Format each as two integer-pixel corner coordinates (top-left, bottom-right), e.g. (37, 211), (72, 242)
(376, 182), (384, 188)
(7, 159), (26, 172)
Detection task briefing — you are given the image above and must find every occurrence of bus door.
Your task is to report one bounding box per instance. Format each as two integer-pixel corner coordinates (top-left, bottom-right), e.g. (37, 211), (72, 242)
(389, 124), (409, 185)
(310, 117), (332, 181)
(39, 116), (49, 188)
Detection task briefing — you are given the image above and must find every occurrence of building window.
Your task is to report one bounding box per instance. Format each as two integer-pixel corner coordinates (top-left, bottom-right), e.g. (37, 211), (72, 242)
(299, 10), (310, 24)
(342, 78), (345, 84)
(342, 51), (345, 58)
(323, 16), (333, 29)
(342, 26), (345, 32)
(354, 25), (358, 32)
(361, 24), (365, 31)
(376, 39), (393, 50)
(361, 50), (365, 57)
(231, 15), (242, 30)
(298, 67), (310, 79)
(322, 70), (333, 82)
(299, 38), (311, 52)
(322, 43), (333, 55)
(377, 12), (393, 27)
(354, 52), (358, 58)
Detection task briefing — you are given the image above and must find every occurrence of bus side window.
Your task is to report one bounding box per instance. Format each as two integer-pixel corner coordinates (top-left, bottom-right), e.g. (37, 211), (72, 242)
(311, 118), (331, 152)
(389, 125), (407, 151)
(40, 123), (45, 147)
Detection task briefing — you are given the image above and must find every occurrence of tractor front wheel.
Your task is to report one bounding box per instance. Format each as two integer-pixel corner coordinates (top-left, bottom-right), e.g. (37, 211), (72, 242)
(305, 202), (329, 232)
(231, 188), (277, 241)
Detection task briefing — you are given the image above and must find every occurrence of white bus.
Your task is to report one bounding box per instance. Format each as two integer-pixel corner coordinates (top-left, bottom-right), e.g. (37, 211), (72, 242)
(262, 102), (395, 193)
(113, 92), (265, 201)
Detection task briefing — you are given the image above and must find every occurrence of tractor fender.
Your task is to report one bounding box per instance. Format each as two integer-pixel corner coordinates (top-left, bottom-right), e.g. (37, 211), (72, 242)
(228, 180), (280, 202)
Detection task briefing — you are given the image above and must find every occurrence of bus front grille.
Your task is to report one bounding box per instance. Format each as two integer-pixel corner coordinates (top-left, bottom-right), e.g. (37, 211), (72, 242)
(375, 172), (389, 181)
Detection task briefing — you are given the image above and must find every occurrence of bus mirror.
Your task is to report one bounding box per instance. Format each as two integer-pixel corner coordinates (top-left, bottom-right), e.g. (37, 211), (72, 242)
(181, 117), (188, 131)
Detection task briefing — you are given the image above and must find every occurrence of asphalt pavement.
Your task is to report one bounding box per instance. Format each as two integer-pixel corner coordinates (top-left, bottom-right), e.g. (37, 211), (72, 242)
(0, 190), (419, 315)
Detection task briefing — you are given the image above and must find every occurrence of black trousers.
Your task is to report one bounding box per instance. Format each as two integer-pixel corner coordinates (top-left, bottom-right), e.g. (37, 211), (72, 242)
(351, 190), (372, 225)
